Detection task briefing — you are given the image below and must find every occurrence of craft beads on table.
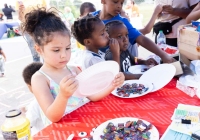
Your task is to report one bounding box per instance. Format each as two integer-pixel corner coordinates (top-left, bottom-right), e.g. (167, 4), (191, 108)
(100, 120), (152, 140)
(117, 83), (149, 97)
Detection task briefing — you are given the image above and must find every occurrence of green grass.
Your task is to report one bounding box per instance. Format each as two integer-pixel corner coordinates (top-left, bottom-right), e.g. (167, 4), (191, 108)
(138, 3), (155, 26)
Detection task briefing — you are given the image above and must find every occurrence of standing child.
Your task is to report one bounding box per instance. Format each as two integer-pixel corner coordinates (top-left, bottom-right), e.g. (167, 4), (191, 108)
(92, 0), (175, 63)
(76, 2), (97, 50)
(0, 46), (6, 77)
(22, 8), (124, 124)
(105, 20), (157, 80)
(80, 2), (96, 18)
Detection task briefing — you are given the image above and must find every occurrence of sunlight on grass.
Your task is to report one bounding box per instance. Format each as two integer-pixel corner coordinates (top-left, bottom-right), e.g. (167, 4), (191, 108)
(138, 3), (155, 26)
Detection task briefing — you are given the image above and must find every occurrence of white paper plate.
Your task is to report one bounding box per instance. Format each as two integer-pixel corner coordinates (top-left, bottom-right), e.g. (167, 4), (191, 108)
(179, 75), (200, 88)
(73, 61), (119, 98)
(128, 65), (149, 74)
(93, 117), (159, 140)
(112, 80), (153, 98)
(139, 64), (176, 92)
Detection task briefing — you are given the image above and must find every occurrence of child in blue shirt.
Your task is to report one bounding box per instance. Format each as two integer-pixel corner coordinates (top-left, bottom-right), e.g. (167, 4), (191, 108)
(92, 0), (175, 63)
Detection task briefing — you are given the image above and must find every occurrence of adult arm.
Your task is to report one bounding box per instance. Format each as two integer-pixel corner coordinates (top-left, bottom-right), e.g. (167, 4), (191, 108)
(186, 3), (200, 23)
(190, 2), (200, 13)
(11, 7), (16, 12)
(162, 3), (198, 19)
(186, 10), (200, 23)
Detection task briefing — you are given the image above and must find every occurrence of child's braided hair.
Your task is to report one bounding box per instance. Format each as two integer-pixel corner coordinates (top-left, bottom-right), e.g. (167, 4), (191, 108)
(105, 20), (124, 35)
(71, 14), (102, 45)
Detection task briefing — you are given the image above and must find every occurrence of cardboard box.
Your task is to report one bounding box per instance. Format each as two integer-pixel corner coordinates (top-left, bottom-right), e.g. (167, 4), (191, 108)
(178, 25), (200, 61)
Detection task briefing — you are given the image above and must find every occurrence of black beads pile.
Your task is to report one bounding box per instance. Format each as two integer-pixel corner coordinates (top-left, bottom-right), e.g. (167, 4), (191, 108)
(116, 83), (149, 97)
(100, 120), (153, 140)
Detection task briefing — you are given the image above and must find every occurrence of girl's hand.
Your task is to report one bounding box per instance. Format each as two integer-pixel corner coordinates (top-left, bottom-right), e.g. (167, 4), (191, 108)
(109, 38), (120, 56)
(145, 58), (158, 66)
(112, 72), (125, 88)
(59, 75), (78, 98)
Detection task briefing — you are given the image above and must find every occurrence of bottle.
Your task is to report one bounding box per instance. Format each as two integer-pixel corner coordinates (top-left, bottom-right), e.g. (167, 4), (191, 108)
(1, 109), (31, 140)
(157, 30), (166, 48)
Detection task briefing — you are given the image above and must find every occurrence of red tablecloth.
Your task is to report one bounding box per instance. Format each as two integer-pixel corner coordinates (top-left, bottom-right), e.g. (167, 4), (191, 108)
(33, 79), (200, 140)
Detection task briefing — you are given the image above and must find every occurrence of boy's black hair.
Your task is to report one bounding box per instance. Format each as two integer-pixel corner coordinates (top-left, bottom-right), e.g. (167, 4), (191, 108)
(105, 20), (124, 35)
(80, 2), (96, 16)
(71, 14), (101, 45)
(22, 62), (43, 85)
(22, 7), (70, 47)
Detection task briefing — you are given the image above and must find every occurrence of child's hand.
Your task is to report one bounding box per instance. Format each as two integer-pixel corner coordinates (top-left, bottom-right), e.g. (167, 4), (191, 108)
(109, 38), (120, 56)
(145, 58), (158, 66)
(59, 75), (78, 98)
(112, 72), (125, 88)
(162, 55), (176, 63)
(19, 4), (25, 11)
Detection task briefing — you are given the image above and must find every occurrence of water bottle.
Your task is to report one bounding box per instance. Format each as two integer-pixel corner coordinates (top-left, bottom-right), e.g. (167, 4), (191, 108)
(157, 30), (166, 48)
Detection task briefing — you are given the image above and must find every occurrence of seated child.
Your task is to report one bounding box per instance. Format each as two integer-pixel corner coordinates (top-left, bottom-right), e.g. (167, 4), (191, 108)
(22, 8), (124, 125)
(22, 62), (44, 135)
(71, 14), (121, 70)
(105, 20), (157, 80)
(0, 46), (6, 77)
(76, 2), (97, 50)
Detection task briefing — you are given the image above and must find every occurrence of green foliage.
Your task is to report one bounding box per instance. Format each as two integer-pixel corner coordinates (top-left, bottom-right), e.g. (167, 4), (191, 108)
(49, 0), (80, 18)
(73, 0), (82, 8)
(65, 0), (80, 18)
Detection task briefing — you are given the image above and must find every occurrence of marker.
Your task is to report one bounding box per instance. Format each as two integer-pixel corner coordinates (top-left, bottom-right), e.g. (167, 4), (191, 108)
(191, 133), (200, 140)
(173, 119), (197, 124)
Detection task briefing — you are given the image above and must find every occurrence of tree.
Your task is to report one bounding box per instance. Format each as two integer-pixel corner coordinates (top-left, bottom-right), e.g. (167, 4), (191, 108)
(65, 0), (79, 18)
(73, 0), (82, 8)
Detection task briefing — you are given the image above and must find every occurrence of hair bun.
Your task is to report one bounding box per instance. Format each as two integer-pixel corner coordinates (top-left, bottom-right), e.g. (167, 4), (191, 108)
(23, 7), (48, 35)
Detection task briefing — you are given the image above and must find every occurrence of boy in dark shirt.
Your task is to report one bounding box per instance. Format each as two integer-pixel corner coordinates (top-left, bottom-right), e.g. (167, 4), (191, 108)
(105, 20), (157, 80)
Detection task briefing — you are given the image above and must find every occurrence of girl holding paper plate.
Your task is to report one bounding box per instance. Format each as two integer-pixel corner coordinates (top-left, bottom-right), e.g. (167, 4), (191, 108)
(22, 8), (124, 125)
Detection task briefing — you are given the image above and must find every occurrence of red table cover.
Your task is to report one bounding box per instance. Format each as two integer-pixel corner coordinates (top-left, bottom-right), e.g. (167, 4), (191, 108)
(33, 79), (200, 140)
